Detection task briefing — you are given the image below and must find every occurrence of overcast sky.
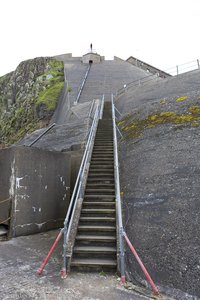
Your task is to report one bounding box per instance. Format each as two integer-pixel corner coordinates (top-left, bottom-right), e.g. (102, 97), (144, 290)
(0, 0), (200, 76)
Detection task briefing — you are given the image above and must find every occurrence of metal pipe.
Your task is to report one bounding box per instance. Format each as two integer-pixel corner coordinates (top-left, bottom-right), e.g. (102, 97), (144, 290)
(123, 232), (159, 296)
(38, 228), (64, 275)
(116, 125), (123, 139)
(28, 123), (56, 147)
(111, 94), (125, 284)
(114, 106), (122, 116)
(74, 64), (91, 105)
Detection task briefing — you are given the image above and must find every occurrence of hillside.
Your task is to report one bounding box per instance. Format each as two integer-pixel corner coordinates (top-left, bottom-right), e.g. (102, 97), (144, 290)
(0, 57), (64, 146)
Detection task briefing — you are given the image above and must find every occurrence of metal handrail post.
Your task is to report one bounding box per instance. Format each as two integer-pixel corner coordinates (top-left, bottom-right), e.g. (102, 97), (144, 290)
(111, 94), (125, 284)
(99, 94), (104, 119)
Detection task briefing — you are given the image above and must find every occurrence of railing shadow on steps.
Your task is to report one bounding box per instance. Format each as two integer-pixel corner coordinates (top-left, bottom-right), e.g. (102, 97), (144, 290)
(38, 96), (104, 277)
(111, 94), (159, 296)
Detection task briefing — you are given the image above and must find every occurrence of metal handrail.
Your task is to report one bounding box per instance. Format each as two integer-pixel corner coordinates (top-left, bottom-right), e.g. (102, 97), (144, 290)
(117, 58), (200, 97)
(62, 100), (104, 277)
(38, 100), (104, 277)
(111, 95), (160, 294)
(111, 94), (125, 283)
(28, 123), (56, 147)
(74, 64), (91, 105)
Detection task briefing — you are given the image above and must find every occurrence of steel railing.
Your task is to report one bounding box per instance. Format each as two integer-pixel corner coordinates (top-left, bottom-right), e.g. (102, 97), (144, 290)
(28, 123), (56, 147)
(111, 94), (126, 283)
(38, 98), (104, 276)
(74, 64), (91, 105)
(111, 94), (159, 295)
(61, 102), (103, 277)
(117, 58), (200, 97)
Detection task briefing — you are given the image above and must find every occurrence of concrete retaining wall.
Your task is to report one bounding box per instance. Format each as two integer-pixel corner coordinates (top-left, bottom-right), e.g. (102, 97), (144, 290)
(0, 146), (71, 237)
(0, 148), (12, 228)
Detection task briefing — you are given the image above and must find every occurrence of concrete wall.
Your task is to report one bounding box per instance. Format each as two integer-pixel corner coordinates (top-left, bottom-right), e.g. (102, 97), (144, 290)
(127, 56), (171, 78)
(0, 148), (12, 228)
(0, 146), (71, 237)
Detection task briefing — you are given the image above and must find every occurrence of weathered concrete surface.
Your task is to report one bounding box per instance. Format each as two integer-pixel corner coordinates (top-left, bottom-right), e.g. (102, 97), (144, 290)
(0, 230), (152, 300)
(0, 148), (12, 228)
(116, 70), (200, 297)
(116, 68), (200, 115)
(0, 146), (70, 237)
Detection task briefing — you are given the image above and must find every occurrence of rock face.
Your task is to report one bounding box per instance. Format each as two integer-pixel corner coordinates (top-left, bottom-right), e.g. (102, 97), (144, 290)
(0, 57), (64, 146)
(116, 70), (200, 297)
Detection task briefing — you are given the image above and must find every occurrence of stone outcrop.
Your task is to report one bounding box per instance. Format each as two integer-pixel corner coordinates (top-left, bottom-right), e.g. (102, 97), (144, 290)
(0, 57), (64, 146)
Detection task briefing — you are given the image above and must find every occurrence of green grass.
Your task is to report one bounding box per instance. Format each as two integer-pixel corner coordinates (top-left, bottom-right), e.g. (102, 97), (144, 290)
(36, 82), (64, 111)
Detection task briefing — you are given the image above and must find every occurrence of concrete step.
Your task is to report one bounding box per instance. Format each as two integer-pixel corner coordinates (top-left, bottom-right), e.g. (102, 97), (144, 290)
(71, 258), (117, 271)
(91, 158), (114, 162)
(89, 169), (114, 174)
(92, 147), (113, 150)
(87, 176), (114, 185)
(78, 225), (116, 232)
(91, 154), (114, 158)
(76, 235), (116, 242)
(83, 202), (115, 208)
(81, 208), (115, 215)
(86, 183), (114, 187)
(73, 245), (116, 254)
(89, 164), (113, 169)
(79, 216), (115, 224)
(92, 151), (113, 155)
(87, 173), (114, 178)
(85, 188), (115, 193)
(90, 159), (114, 166)
(84, 194), (115, 200)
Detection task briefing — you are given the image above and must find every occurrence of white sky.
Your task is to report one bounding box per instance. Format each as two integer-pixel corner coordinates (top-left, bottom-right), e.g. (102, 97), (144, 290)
(0, 0), (200, 76)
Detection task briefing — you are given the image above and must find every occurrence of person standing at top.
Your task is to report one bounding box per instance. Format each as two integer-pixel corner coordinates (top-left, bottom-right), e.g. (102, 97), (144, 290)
(90, 43), (93, 52)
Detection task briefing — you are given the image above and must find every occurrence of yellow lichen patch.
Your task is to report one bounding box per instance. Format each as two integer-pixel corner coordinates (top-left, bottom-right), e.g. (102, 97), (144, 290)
(176, 96), (188, 102)
(192, 122), (200, 127)
(172, 115), (194, 124)
(198, 96), (200, 100)
(118, 120), (126, 126)
(188, 106), (200, 114)
(160, 112), (176, 118)
(160, 99), (167, 105)
(119, 107), (200, 140)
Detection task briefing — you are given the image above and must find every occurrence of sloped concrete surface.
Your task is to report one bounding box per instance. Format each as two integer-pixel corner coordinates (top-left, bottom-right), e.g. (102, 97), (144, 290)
(116, 70), (200, 297)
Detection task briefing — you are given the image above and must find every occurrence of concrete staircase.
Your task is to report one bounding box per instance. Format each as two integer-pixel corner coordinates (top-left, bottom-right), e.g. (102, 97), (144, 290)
(71, 102), (117, 272)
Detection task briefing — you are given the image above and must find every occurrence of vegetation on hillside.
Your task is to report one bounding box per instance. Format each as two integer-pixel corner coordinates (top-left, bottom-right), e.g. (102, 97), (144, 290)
(0, 58), (64, 147)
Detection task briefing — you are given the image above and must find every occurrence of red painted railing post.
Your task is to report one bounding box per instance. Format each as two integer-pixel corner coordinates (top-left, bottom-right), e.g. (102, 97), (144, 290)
(123, 232), (159, 296)
(38, 229), (64, 275)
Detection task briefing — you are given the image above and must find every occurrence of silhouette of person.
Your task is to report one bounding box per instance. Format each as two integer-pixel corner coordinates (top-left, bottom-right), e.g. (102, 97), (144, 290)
(90, 43), (93, 52)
